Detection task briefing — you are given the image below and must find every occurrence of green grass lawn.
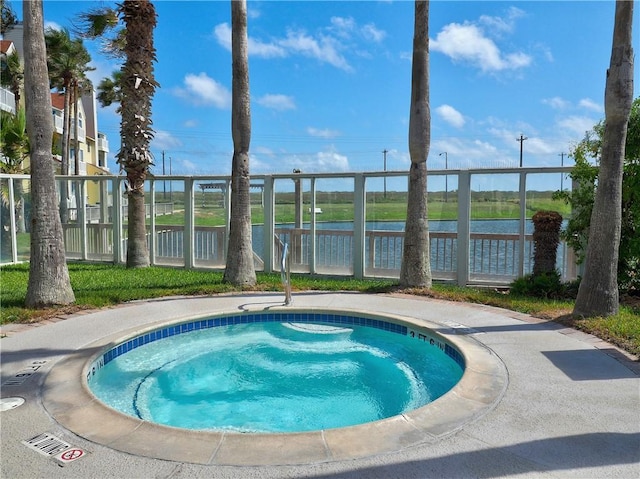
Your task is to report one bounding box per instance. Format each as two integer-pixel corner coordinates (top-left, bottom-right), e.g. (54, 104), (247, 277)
(1, 262), (637, 357)
(151, 196), (572, 227)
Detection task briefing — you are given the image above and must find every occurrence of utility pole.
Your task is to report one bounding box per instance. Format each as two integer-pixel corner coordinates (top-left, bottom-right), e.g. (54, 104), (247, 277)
(162, 150), (166, 200)
(439, 152), (448, 202)
(516, 134), (527, 167)
(559, 152), (566, 191)
(169, 157), (173, 202)
(382, 149), (388, 199)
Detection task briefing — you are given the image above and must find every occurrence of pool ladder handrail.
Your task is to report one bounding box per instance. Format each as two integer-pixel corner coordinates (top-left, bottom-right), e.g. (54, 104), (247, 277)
(281, 243), (292, 306)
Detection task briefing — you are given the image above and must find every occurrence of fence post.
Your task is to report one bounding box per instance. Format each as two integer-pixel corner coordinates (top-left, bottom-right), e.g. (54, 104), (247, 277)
(263, 175), (274, 273)
(518, 171), (527, 277)
(184, 177), (195, 268)
(456, 170), (470, 286)
(353, 173), (366, 279)
(113, 177), (124, 264)
(309, 177), (317, 274)
(79, 179), (88, 260)
(8, 177), (18, 263)
(149, 180), (156, 265)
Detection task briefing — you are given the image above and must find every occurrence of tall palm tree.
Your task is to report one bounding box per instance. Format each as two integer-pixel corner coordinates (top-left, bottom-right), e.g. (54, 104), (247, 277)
(400, 0), (432, 288)
(574, 0), (634, 317)
(76, 1), (158, 268)
(118, 0), (158, 268)
(23, 0), (75, 307)
(45, 28), (92, 224)
(45, 28), (92, 175)
(223, 0), (256, 286)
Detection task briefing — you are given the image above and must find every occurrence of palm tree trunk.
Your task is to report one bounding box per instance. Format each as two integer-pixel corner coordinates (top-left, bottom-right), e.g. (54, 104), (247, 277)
(224, 0), (256, 286)
(118, 0), (158, 268)
(59, 81), (71, 223)
(400, 0), (432, 288)
(574, 0), (634, 317)
(23, 0), (75, 307)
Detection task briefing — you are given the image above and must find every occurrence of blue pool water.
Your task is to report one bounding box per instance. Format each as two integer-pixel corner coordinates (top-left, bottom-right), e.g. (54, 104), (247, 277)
(88, 313), (464, 433)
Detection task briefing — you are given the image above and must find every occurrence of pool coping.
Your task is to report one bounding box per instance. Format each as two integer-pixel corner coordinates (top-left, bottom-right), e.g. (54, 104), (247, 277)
(41, 306), (508, 466)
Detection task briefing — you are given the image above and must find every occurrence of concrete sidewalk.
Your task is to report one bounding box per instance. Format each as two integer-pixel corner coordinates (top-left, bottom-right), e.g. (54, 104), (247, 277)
(1, 292), (638, 479)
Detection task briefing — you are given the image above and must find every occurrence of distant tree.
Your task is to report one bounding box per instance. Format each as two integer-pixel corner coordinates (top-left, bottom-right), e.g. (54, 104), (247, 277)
(223, 0), (256, 286)
(400, 0), (432, 288)
(0, 0), (17, 36)
(96, 70), (124, 108)
(554, 97), (639, 293)
(574, 0), (634, 317)
(23, 0), (75, 307)
(1, 50), (23, 107)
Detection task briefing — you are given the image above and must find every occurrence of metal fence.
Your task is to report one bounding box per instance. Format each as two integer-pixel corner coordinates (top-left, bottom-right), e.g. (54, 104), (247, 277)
(0, 167), (578, 285)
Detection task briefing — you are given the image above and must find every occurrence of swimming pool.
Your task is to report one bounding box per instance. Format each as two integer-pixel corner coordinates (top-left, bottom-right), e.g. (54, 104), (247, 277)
(87, 311), (465, 433)
(42, 304), (507, 466)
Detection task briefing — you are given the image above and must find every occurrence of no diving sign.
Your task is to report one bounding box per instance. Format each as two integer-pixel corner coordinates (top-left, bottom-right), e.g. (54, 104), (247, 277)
(54, 448), (86, 466)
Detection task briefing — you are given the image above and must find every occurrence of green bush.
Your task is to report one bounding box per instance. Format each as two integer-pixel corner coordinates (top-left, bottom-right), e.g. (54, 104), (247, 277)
(510, 271), (577, 299)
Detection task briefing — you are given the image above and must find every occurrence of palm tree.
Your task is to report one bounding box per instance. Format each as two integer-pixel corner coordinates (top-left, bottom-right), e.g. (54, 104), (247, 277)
(574, 0), (634, 317)
(45, 28), (92, 223)
(76, 1), (158, 268)
(223, 0), (256, 286)
(0, 50), (23, 107)
(118, 0), (158, 268)
(96, 70), (123, 108)
(400, 0), (432, 288)
(22, 0), (75, 307)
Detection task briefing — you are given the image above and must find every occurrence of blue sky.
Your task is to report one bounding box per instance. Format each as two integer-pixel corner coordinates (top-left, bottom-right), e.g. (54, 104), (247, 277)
(23, 1), (640, 176)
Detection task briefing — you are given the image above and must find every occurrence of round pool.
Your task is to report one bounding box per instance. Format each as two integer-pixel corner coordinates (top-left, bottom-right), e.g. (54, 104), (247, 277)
(87, 312), (465, 433)
(42, 303), (507, 466)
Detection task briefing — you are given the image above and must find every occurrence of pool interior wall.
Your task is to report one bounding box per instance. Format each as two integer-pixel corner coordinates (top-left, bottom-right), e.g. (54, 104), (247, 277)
(42, 307), (508, 466)
(87, 310), (466, 388)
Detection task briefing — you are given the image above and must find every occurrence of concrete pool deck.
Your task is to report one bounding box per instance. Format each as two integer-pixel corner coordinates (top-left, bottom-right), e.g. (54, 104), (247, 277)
(1, 292), (638, 478)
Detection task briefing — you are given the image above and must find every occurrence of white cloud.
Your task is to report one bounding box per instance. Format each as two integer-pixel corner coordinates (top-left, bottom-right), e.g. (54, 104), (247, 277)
(557, 115), (597, 137)
(257, 94), (296, 111)
(214, 22), (286, 58)
(330, 16), (356, 38)
(213, 16), (388, 72)
(153, 130), (183, 150)
(431, 10), (531, 73)
(478, 7), (525, 35)
(315, 149), (350, 171)
(44, 21), (62, 31)
(436, 105), (465, 128)
(307, 127), (341, 139)
(280, 29), (352, 71)
(542, 97), (570, 110)
(173, 73), (231, 109)
(361, 23), (386, 43)
(578, 98), (603, 113)
(183, 119), (198, 128)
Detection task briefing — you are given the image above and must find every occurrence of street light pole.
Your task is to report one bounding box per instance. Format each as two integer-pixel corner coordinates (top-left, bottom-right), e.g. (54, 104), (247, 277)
(382, 149), (388, 199)
(439, 152), (448, 202)
(559, 152), (566, 191)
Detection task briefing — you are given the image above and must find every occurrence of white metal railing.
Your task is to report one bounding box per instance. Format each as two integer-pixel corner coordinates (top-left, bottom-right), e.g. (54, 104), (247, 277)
(0, 87), (16, 113)
(97, 136), (109, 152)
(0, 168), (578, 286)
